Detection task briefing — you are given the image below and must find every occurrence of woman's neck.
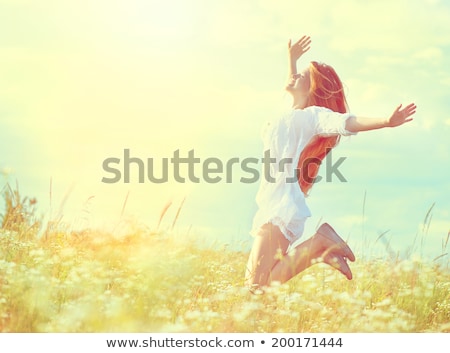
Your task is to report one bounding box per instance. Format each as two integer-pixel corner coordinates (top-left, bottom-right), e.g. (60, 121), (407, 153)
(292, 97), (308, 109)
(292, 95), (308, 109)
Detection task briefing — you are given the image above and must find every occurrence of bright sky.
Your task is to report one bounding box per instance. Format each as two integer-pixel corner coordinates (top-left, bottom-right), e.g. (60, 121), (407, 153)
(1, 0), (449, 259)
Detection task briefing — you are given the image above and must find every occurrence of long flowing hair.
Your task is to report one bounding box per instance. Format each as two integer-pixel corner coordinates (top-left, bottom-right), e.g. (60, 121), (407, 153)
(298, 61), (349, 195)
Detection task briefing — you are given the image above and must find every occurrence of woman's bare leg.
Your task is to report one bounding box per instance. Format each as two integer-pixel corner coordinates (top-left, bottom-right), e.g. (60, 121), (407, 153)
(245, 224), (289, 287)
(245, 223), (353, 288)
(269, 237), (347, 283)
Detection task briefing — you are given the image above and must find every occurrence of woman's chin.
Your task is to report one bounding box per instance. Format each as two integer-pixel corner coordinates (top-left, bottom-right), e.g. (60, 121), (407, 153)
(285, 84), (295, 92)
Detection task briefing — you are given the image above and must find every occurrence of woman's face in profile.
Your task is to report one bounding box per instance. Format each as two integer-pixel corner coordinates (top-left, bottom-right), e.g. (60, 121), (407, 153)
(287, 67), (310, 96)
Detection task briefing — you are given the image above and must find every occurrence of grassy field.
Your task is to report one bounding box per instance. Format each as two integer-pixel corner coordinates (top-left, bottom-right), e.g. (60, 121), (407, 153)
(0, 184), (449, 333)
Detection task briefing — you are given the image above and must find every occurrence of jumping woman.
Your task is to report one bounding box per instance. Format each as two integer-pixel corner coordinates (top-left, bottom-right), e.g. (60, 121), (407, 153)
(245, 35), (416, 293)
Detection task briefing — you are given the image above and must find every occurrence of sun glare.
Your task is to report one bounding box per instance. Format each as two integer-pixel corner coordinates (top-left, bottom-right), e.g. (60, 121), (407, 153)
(96, 0), (198, 41)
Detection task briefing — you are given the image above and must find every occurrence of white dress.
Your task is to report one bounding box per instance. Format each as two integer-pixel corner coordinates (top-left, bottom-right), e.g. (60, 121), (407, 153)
(250, 106), (357, 244)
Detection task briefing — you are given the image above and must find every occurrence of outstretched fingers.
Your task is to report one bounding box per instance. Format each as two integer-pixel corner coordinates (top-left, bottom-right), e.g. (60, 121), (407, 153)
(296, 35), (311, 45)
(401, 103), (417, 117)
(390, 103), (417, 127)
(296, 35), (311, 52)
(289, 35), (311, 53)
(399, 103), (417, 123)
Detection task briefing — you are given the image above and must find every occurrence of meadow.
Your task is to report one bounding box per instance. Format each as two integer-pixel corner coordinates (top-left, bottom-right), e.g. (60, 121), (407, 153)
(0, 183), (449, 333)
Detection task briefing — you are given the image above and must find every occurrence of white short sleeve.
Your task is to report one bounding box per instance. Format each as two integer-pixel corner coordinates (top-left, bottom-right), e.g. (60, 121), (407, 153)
(306, 106), (357, 137)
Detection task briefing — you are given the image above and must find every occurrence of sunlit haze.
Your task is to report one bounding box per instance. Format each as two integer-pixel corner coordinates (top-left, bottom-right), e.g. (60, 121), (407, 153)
(1, 0), (449, 258)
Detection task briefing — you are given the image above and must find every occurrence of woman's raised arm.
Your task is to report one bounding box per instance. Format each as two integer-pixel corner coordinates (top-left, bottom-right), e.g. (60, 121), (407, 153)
(345, 103), (417, 133)
(287, 35), (311, 78)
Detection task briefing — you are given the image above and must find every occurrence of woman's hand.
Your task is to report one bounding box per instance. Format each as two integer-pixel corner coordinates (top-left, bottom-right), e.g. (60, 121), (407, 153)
(345, 103), (417, 133)
(288, 35), (311, 63)
(386, 103), (417, 127)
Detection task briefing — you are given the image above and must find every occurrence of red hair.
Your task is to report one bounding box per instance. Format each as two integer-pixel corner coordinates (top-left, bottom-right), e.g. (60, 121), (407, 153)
(298, 61), (349, 195)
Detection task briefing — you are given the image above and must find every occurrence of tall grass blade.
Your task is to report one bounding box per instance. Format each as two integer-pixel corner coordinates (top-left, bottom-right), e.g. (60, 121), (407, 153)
(157, 200), (172, 230)
(433, 253), (448, 262)
(120, 191), (130, 218)
(375, 230), (390, 244)
(443, 230), (450, 251)
(171, 197), (186, 231)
